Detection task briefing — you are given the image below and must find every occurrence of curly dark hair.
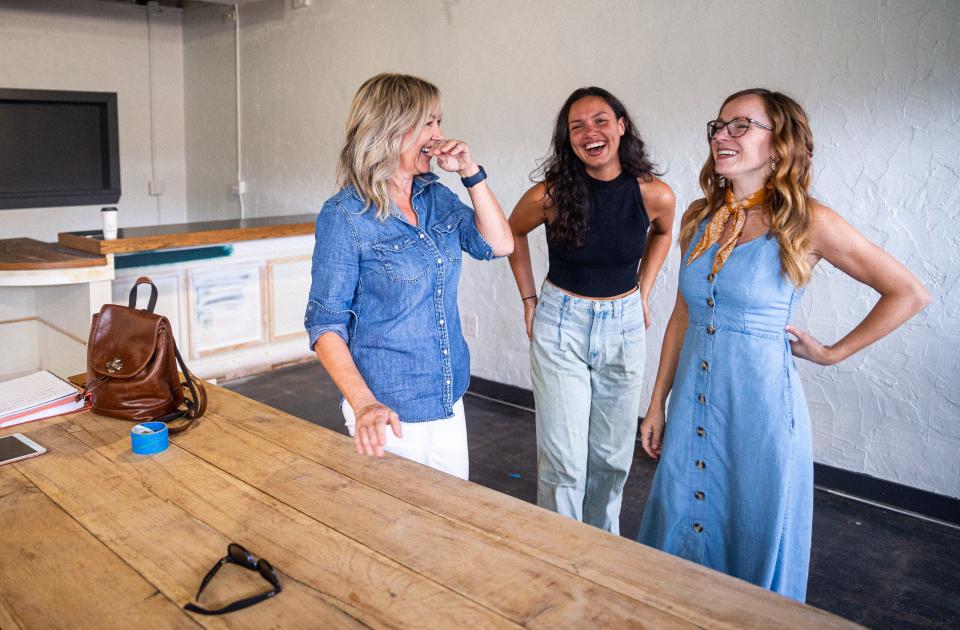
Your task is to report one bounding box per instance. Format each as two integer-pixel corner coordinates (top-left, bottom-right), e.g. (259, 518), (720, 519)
(534, 87), (658, 248)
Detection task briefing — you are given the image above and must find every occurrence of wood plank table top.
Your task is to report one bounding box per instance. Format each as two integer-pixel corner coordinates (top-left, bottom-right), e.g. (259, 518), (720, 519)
(57, 214), (317, 255)
(0, 385), (860, 629)
(0, 238), (108, 271)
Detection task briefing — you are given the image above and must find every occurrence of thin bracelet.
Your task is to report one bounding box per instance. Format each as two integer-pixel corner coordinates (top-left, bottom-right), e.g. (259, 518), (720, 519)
(521, 295), (538, 301)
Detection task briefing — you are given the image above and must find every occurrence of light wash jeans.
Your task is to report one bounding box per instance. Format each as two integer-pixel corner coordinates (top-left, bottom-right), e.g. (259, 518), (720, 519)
(531, 281), (645, 534)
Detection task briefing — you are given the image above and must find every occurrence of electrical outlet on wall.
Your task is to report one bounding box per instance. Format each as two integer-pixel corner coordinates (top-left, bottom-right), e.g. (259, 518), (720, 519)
(464, 314), (479, 338)
(291, 0), (312, 8)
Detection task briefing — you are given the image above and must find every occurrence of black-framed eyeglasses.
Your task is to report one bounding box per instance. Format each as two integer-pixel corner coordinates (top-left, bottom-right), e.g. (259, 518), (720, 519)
(184, 543), (282, 616)
(707, 117), (773, 140)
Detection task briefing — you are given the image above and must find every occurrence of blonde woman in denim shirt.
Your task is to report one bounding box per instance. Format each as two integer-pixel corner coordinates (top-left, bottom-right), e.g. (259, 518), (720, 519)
(305, 74), (512, 478)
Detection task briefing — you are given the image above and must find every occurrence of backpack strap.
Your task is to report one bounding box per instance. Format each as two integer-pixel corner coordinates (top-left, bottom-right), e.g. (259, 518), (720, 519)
(128, 277), (159, 313)
(157, 342), (207, 434)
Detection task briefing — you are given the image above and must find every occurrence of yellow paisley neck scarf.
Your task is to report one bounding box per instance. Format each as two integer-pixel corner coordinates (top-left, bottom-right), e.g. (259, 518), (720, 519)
(687, 187), (767, 275)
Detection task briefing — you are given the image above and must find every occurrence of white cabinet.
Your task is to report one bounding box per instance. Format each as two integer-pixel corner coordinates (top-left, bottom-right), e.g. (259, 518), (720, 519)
(111, 235), (314, 381)
(187, 263), (266, 358)
(267, 256), (312, 342)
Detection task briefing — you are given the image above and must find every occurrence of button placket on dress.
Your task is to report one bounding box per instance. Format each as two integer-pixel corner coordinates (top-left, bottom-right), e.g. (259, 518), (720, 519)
(688, 270), (719, 552)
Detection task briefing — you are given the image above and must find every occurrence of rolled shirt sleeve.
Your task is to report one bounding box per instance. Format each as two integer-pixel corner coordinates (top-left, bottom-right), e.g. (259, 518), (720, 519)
(304, 201), (360, 350)
(434, 184), (496, 261)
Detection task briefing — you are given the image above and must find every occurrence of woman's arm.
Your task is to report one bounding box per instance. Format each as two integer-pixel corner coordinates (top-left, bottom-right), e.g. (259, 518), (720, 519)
(506, 183), (550, 338)
(639, 288), (688, 459)
(463, 174), (513, 257)
(638, 201), (697, 459)
(787, 202), (931, 365)
(433, 140), (513, 256)
(314, 333), (401, 457)
(637, 178), (677, 328)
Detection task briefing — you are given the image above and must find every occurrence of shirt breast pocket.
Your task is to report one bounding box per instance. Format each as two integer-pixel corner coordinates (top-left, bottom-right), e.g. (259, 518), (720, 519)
(372, 235), (427, 283)
(432, 211), (463, 263)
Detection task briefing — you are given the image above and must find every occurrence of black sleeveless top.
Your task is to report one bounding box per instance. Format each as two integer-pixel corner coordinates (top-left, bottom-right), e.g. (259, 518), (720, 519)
(546, 171), (650, 298)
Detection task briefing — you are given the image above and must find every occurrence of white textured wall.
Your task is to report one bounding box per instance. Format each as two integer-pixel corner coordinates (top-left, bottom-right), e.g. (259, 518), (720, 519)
(0, 0), (187, 240)
(183, 2), (239, 222)
(183, 0), (959, 498)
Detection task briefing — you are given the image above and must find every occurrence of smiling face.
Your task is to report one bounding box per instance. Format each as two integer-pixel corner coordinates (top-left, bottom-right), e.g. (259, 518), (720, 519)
(711, 94), (776, 192)
(567, 96), (625, 178)
(396, 110), (443, 178)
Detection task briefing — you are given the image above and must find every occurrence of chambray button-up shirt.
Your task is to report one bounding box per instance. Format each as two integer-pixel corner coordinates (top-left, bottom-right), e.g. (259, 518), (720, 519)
(305, 173), (495, 422)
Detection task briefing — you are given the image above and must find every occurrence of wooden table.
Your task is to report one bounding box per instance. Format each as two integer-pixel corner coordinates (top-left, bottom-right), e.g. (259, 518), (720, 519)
(0, 385), (859, 629)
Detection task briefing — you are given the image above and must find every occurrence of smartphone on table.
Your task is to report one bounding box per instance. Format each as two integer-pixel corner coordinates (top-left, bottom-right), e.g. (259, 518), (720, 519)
(0, 433), (47, 466)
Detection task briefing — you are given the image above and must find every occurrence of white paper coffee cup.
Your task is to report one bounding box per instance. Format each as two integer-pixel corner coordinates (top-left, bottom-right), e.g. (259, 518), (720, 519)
(101, 207), (118, 240)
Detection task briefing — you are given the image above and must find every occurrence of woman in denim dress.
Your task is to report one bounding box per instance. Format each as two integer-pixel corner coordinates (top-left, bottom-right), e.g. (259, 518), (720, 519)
(507, 87), (676, 533)
(637, 89), (929, 601)
(305, 74), (512, 478)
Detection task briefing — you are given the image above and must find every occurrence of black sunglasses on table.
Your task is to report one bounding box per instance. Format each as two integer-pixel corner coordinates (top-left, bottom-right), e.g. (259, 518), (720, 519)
(184, 543), (282, 615)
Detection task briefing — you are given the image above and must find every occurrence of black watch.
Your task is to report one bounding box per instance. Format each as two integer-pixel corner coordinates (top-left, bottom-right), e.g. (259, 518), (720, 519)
(460, 165), (487, 188)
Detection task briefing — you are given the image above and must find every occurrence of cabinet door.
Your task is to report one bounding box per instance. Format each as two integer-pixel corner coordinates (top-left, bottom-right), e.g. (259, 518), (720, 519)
(267, 256), (311, 342)
(187, 264), (266, 359)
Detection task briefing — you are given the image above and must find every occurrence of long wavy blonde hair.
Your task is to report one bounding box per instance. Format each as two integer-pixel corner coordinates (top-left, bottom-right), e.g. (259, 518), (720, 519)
(680, 88), (815, 286)
(337, 73), (442, 221)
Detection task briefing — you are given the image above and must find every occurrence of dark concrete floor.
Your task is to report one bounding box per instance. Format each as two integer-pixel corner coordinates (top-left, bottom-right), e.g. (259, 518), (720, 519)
(226, 361), (960, 629)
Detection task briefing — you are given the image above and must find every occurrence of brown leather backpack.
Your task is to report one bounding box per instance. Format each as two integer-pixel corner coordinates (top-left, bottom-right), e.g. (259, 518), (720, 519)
(84, 277), (206, 433)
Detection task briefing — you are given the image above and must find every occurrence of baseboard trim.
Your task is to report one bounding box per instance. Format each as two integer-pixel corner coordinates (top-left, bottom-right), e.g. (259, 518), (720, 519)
(469, 375), (535, 409)
(812, 464), (958, 526)
(468, 375), (960, 527)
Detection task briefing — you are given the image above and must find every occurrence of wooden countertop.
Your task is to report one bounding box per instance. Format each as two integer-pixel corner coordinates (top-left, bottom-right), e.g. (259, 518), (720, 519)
(58, 214), (317, 255)
(0, 385), (860, 629)
(0, 238), (108, 271)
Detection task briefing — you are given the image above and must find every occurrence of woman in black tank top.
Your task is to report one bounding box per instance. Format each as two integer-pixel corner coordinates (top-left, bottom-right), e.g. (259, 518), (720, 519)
(507, 87), (676, 533)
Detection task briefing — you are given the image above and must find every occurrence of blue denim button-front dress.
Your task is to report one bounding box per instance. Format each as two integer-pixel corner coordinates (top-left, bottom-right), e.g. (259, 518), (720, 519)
(638, 219), (814, 602)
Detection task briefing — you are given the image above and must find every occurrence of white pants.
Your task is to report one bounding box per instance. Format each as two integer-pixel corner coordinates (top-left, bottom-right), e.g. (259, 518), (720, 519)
(341, 398), (469, 480)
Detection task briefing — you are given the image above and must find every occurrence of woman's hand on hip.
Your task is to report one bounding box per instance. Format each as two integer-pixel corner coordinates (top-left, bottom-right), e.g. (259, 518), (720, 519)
(353, 399), (402, 457)
(786, 325), (839, 366)
(524, 298), (537, 339)
(429, 139), (478, 177)
(640, 405), (665, 460)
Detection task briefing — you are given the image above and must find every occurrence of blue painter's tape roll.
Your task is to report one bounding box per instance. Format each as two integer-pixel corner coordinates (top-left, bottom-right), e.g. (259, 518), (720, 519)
(131, 421), (169, 455)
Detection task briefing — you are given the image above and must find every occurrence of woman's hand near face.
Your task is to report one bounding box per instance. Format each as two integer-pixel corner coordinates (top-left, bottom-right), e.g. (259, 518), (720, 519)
(429, 139), (479, 176)
(353, 399), (402, 457)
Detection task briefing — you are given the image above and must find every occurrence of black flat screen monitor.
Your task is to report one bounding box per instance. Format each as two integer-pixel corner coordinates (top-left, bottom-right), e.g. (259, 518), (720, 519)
(0, 88), (120, 210)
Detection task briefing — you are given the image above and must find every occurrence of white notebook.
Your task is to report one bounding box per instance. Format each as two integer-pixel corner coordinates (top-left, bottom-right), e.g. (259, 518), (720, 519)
(0, 370), (82, 423)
